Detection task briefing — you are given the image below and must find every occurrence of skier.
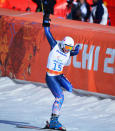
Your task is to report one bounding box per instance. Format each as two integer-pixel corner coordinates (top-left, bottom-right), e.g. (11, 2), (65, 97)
(42, 1), (80, 130)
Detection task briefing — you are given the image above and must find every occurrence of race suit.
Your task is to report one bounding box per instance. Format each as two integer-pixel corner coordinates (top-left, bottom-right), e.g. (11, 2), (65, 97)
(44, 27), (79, 115)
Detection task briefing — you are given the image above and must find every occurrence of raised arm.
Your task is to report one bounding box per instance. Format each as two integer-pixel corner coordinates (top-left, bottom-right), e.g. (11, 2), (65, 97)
(44, 27), (57, 49)
(42, 0), (56, 49)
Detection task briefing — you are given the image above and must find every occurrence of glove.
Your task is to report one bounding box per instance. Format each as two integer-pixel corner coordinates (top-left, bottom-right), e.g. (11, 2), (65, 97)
(74, 44), (80, 53)
(42, 14), (51, 27)
(42, 0), (51, 27)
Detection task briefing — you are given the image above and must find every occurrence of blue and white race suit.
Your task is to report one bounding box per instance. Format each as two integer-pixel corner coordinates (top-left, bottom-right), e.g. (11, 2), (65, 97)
(44, 27), (79, 115)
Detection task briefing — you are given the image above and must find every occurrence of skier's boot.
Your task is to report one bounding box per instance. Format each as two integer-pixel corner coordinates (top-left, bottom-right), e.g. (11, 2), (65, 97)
(48, 114), (66, 131)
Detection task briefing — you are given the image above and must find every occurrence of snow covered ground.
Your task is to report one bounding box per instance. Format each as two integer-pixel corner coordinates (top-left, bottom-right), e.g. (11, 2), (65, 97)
(0, 77), (115, 131)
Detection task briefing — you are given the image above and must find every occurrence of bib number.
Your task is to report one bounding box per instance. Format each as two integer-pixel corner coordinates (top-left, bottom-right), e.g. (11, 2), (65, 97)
(53, 62), (62, 72)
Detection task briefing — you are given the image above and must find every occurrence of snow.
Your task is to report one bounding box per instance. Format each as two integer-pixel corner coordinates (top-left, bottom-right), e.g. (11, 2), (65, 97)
(0, 77), (115, 131)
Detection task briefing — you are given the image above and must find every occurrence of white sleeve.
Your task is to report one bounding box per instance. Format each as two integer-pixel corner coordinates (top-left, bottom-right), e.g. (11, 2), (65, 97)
(89, 14), (93, 23)
(89, 7), (95, 23)
(100, 5), (108, 25)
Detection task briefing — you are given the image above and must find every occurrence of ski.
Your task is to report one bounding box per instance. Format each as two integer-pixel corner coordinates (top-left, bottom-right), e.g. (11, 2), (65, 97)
(16, 124), (44, 130)
(16, 121), (66, 131)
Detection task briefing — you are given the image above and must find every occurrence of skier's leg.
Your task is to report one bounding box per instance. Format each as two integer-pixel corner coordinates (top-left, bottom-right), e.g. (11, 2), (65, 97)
(45, 74), (65, 129)
(46, 73), (64, 115)
(57, 74), (73, 92)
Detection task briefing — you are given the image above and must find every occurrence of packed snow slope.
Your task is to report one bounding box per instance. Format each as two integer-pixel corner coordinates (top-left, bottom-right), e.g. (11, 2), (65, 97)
(0, 77), (115, 131)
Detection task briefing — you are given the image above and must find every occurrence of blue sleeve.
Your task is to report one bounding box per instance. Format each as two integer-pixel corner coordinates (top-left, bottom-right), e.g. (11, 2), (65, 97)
(44, 27), (57, 49)
(70, 50), (79, 56)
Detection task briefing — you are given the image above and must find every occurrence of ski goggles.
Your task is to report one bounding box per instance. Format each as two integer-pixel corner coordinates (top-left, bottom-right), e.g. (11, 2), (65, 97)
(64, 44), (73, 51)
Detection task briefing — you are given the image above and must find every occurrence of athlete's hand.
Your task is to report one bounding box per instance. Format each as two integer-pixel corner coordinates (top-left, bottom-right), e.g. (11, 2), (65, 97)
(42, 14), (51, 27)
(42, 0), (51, 27)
